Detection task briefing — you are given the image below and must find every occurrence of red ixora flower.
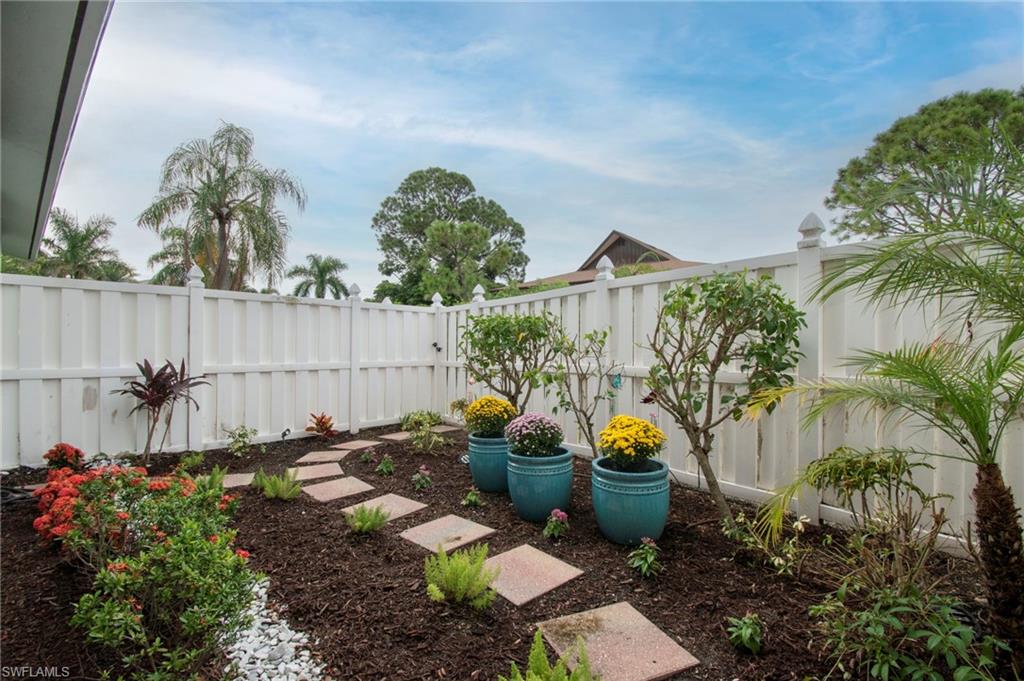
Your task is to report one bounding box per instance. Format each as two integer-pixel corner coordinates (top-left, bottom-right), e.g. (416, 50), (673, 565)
(115, 511), (130, 521)
(147, 479), (171, 492)
(107, 561), (129, 573)
(208, 534), (219, 544)
(235, 549), (250, 560)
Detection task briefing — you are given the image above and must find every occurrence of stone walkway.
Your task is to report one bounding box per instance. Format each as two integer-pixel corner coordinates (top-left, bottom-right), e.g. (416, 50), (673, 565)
(281, 430), (698, 681)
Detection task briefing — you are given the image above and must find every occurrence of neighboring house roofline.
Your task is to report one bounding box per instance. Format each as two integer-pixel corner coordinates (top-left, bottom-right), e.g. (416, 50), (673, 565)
(577, 229), (679, 271)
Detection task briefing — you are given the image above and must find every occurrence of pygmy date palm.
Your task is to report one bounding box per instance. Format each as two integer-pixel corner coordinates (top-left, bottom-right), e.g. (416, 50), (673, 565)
(39, 208), (134, 280)
(138, 122), (306, 290)
(286, 253), (349, 299)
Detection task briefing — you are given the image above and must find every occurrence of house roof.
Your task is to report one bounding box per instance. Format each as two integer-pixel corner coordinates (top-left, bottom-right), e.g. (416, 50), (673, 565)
(577, 229), (679, 271)
(521, 230), (703, 288)
(1, 0), (112, 258)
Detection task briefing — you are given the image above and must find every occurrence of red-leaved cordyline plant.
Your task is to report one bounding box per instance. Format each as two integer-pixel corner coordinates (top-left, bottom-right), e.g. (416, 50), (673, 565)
(43, 442), (86, 470)
(113, 359), (208, 464)
(305, 412), (339, 437)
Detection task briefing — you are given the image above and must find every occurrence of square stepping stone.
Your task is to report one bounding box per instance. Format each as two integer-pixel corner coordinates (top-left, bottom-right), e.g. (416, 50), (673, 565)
(295, 450), (349, 464)
(538, 602), (699, 681)
(330, 439), (380, 451)
(400, 514), (495, 553)
(430, 425), (460, 433)
(380, 431), (411, 442)
(342, 493), (426, 521)
(286, 462), (344, 481)
(486, 544), (583, 606)
(222, 472), (255, 489)
(303, 476), (374, 502)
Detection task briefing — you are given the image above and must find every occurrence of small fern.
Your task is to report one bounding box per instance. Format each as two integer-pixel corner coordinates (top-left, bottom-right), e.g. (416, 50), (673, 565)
(500, 630), (595, 681)
(347, 504), (390, 533)
(424, 544), (498, 610)
(252, 467), (301, 500)
(194, 464), (226, 493)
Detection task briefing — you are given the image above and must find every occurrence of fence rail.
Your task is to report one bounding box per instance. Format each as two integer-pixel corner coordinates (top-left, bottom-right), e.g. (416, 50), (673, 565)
(2, 214), (1021, 537)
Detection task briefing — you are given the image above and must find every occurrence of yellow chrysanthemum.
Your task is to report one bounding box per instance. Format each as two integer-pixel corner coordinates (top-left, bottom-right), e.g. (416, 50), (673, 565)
(465, 396), (517, 437)
(598, 415), (665, 466)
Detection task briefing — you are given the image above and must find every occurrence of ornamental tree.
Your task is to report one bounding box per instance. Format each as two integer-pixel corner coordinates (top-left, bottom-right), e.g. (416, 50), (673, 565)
(542, 328), (622, 458)
(458, 312), (562, 413)
(645, 272), (804, 525)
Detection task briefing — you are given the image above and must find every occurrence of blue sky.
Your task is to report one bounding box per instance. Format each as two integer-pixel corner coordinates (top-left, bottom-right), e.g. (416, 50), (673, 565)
(55, 1), (1023, 293)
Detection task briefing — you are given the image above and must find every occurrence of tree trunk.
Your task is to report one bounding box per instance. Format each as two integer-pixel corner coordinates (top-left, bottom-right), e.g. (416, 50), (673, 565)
(213, 216), (230, 290)
(694, 447), (735, 526)
(974, 462), (1024, 673)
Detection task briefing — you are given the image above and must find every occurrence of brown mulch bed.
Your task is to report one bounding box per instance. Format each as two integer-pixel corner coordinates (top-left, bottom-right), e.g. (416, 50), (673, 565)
(1, 426), (986, 680)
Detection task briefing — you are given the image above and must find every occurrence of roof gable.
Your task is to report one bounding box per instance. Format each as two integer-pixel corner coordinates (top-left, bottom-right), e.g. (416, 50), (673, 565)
(577, 230), (679, 271)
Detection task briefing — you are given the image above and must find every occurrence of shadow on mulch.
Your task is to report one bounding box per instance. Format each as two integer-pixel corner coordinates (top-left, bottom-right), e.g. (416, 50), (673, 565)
(1, 426), (987, 680)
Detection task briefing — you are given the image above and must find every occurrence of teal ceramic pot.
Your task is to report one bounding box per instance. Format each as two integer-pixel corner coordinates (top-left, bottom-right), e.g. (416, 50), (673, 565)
(507, 447), (573, 522)
(468, 433), (510, 492)
(591, 457), (670, 545)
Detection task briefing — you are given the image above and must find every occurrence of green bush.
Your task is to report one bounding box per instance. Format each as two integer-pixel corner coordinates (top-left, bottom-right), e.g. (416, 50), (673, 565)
(401, 410), (442, 431)
(425, 544), (498, 610)
(500, 630), (594, 681)
(347, 505), (390, 533)
(409, 426), (448, 454)
(223, 425), (260, 457)
(726, 613), (764, 655)
(252, 468), (301, 500)
(810, 585), (1007, 680)
(72, 521), (258, 680)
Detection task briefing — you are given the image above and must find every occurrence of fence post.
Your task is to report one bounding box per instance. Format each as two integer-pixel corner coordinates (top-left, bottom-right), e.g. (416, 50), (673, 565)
(593, 256), (615, 430)
(431, 292), (446, 414)
(796, 213), (825, 523)
(186, 266), (205, 451)
(348, 284), (362, 434)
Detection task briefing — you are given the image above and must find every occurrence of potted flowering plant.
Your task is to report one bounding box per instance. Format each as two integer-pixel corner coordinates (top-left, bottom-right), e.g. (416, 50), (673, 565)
(591, 415), (669, 544)
(504, 413), (572, 522)
(464, 396), (518, 492)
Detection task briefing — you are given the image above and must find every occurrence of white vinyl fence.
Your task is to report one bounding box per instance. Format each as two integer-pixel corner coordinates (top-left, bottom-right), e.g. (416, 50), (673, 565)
(0, 269), (440, 468)
(2, 214), (1021, 535)
(438, 215), (1023, 533)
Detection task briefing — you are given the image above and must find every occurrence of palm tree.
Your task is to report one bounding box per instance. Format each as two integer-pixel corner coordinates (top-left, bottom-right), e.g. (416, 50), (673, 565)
(138, 122), (306, 290)
(286, 254), (349, 299)
(38, 208), (131, 280)
(755, 135), (1024, 669)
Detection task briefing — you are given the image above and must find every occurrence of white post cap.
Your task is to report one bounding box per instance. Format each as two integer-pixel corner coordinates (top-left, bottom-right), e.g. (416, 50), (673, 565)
(594, 255), (615, 281)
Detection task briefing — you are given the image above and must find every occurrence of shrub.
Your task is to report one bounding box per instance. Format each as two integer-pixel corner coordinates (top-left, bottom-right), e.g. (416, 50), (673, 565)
(412, 465), (433, 490)
(810, 585), (1007, 680)
(409, 426), (448, 454)
(252, 468), (301, 500)
(29, 465), (218, 572)
(425, 544), (498, 611)
(626, 537), (664, 578)
(224, 425), (260, 457)
(176, 451), (205, 473)
(43, 442), (85, 469)
(542, 327), (622, 458)
(723, 511), (809, 576)
(359, 450), (375, 464)
(305, 412), (339, 437)
(458, 312), (562, 412)
(726, 613), (764, 655)
(505, 412), (563, 457)
(346, 505), (390, 534)
(597, 415), (665, 471)
(375, 455), (395, 477)
(401, 410), (442, 431)
(464, 396), (517, 438)
(645, 272), (804, 525)
(543, 509), (569, 540)
(500, 630), (594, 681)
(462, 487), (485, 507)
(113, 359), (208, 463)
(71, 521), (258, 679)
